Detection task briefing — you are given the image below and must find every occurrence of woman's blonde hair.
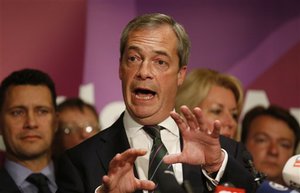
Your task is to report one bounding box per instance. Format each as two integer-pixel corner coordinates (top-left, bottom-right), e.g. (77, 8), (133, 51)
(175, 68), (244, 116)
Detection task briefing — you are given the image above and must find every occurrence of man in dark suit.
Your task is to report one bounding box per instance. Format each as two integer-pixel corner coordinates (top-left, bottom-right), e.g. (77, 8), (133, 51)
(0, 69), (58, 193)
(56, 13), (255, 193)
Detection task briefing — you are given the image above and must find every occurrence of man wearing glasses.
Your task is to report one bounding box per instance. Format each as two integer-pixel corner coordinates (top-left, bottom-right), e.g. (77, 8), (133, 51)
(53, 97), (101, 157)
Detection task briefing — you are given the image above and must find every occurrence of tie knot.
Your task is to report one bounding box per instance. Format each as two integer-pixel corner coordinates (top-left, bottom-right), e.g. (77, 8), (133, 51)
(143, 125), (162, 139)
(26, 173), (52, 193)
(26, 173), (48, 187)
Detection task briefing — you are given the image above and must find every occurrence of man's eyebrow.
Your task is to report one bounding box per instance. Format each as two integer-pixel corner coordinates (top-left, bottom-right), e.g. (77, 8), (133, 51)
(154, 50), (171, 59)
(7, 105), (26, 110)
(127, 45), (141, 52)
(127, 45), (171, 59)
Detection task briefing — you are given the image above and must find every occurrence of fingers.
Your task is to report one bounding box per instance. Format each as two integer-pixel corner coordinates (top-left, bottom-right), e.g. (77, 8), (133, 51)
(138, 180), (156, 191)
(102, 175), (110, 184)
(108, 148), (147, 173)
(171, 105), (202, 132)
(170, 111), (189, 131)
(174, 106), (221, 137)
(102, 175), (156, 192)
(163, 153), (182, 164)
(112, 148), (147, 165)
(101, 175), (110, 191)
(211, 120), (221, 138)
(180, 106), (199, 131)
(119, 148), (147, 163)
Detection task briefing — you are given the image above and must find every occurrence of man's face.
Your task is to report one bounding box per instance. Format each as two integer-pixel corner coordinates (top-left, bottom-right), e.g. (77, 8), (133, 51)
(58, 107), (100, 150)
(245, 115), (295, 183)
(119, 25), (186, 125)
(0, 85), (57, 161)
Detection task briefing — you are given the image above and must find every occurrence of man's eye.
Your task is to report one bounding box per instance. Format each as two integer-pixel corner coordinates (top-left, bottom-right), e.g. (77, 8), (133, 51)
(253, 136), (268, 144)
(37, 108), (49, 115)
(128, 56), (137, 62)
(153, 59), (167, 66)
(10, 110), (24, 117)
(158, 60), (165, 65)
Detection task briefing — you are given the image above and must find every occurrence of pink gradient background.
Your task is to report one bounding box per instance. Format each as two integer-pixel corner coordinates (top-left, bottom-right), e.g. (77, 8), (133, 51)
(1, 0), (299, 112)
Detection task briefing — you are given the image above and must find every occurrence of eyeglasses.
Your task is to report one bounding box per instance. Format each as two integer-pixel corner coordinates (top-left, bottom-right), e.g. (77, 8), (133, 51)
(60, 124), (100, 135)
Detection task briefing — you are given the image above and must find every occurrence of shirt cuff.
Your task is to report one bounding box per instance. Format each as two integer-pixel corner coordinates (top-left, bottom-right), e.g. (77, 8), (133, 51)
(202, 149), (228, 187)
(95, 185), (105, 193)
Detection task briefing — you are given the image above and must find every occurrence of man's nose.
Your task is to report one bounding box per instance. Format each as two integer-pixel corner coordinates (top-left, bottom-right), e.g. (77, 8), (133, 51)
(24, 111), (38, 129)
(136, 61), (153, 80)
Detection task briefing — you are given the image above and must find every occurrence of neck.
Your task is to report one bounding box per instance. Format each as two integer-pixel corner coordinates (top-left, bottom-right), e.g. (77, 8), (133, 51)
(7, 153), (52, 172)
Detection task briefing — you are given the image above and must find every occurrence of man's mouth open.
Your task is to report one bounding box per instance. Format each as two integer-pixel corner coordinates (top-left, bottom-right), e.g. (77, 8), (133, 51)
(134, 88), (156, 100)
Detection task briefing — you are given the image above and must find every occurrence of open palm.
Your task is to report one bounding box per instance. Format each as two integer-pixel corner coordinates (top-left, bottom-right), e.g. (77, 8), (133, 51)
(164, 106), (224, 173)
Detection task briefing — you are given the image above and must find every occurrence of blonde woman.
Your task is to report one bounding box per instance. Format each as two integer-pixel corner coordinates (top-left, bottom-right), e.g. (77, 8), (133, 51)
(176, 68), (243, 140)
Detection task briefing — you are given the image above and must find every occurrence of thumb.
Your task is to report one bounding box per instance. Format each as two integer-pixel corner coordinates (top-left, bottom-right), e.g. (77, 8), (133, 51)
(163, 153), (182, 164)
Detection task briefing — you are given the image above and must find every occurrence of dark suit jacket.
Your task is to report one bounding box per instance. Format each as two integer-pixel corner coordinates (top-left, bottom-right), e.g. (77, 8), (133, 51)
(0, 168), (22, 193)
(56, 113), (255, 193)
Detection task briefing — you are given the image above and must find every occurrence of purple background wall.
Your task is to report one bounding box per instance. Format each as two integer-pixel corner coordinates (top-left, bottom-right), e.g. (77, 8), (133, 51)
(1, 0), (300, 114)
(0, 0), (86, 96)
(83, 0), (300, 112)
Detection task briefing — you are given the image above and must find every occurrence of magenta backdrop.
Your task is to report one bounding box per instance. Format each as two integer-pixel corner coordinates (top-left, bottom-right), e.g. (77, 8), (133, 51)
(1, 0), (300, 112)
(83, 0), (300, 111)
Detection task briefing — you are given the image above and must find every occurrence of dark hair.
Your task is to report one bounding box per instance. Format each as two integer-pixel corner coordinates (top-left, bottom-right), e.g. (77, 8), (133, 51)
(241, 105), (300, 151)
(57, 97), (99, 122)
(0, 68), (57, 110)
(120, 13), (190, 68)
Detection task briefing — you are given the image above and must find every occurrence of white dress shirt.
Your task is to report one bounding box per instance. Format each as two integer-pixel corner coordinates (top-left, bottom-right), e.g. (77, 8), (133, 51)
(124, 110), (183, 184)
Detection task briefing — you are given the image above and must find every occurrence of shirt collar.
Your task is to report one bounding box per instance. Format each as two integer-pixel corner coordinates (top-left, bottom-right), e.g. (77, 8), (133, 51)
(124, 110), (180, 138)
(5, 159), (56, 187)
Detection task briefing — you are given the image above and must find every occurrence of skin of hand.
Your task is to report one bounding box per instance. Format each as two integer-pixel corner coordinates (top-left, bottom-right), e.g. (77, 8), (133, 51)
(164, 105), (225, 173)
(101, 149), (155, 193)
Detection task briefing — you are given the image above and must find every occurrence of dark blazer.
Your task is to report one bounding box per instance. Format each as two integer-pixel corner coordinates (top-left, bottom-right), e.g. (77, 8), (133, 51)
(0, 168), (22, 193)
(56, 113), (255, 193)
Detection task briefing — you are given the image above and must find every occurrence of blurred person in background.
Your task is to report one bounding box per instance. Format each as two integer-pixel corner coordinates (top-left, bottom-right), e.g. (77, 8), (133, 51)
(0, 68), (58, 193)
(53, 97), (101, 157)
(241, 104), (300, 186)
(175, 68), (243, 140)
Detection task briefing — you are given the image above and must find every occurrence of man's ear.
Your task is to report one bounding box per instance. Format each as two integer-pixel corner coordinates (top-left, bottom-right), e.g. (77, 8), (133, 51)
(177, 66), (187, 86)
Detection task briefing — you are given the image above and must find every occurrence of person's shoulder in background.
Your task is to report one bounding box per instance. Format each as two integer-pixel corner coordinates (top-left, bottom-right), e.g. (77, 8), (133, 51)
(0, 150), (5, 168)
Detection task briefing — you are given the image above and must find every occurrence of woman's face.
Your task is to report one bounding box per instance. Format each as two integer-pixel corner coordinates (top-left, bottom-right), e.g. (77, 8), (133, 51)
(198, 85), (238, 139)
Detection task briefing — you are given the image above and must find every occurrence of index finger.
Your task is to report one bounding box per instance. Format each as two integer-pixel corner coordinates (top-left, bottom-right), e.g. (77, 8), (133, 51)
(117, 148), (147, 163)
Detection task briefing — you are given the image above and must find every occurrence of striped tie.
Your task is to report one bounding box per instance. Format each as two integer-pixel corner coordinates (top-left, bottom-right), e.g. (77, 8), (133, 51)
(143, 125), (175, 192)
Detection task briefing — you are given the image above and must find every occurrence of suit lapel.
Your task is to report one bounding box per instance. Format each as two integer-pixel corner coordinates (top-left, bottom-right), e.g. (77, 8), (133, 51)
(0, 168), (22, 193)
(95, 113), (130, 173)
(95, 113), (143, 193)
